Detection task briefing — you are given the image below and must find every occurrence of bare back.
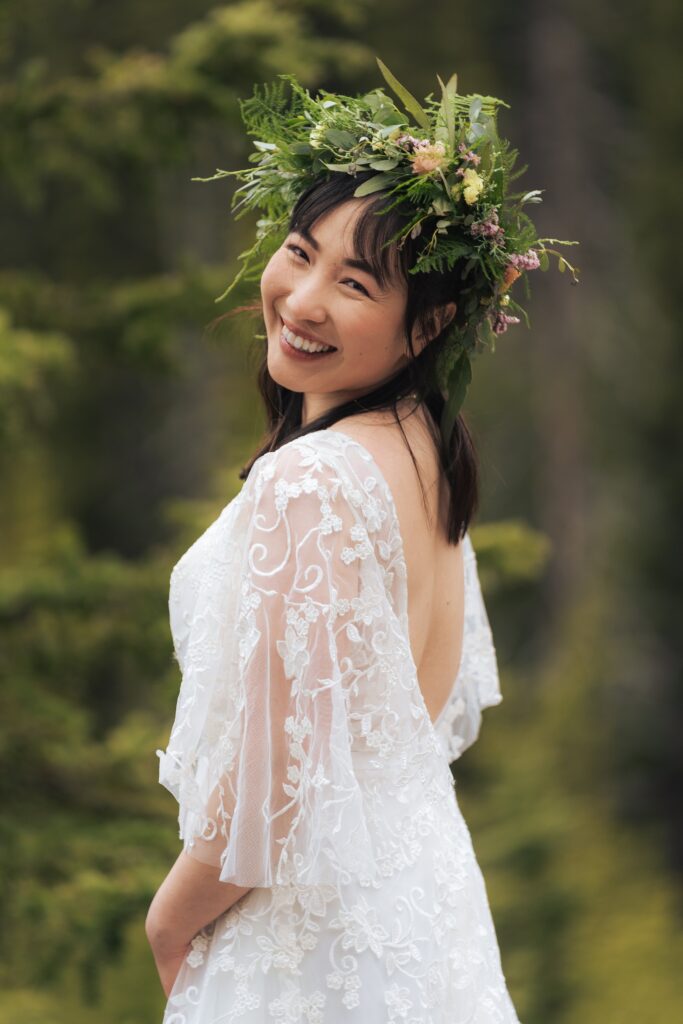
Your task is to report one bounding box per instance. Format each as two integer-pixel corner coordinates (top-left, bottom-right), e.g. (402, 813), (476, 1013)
(328, 399), (465, 726)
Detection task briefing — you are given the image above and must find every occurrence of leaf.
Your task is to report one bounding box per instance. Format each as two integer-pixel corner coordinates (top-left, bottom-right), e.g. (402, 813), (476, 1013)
(368, 158), (400, 170)
(539, 250), (549, 271)
(325, 129), (357, 148)
(253, 141), (277, 151)
(440, 353), (472, 442)
(376, 57), (431, 130)
(558, 256), (566, 272)
(322, 161), (358, 173)
(353, 173), (395, 197)
(437, 72), (458, 151)
(469, 96), (483, 122)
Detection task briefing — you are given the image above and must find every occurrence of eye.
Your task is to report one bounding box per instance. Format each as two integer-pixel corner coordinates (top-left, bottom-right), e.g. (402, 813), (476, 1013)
(342, 277), (370, 296)
(285, 243), (309, 261)
(285, 242), (370, 296)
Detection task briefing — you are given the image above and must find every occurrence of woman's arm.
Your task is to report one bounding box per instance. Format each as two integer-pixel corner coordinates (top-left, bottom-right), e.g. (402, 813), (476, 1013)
(145, 849), (252, 997)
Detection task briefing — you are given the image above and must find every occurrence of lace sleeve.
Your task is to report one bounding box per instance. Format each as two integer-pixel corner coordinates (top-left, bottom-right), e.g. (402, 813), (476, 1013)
(159, 442), (382, 888)
(433, 533), (503, 766)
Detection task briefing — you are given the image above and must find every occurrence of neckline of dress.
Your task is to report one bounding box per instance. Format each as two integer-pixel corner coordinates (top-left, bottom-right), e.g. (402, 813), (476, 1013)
(292, 426), (467, 733)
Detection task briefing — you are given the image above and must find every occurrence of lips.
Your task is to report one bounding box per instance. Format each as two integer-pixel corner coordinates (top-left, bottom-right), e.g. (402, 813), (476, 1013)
(280, 316), (337, 351)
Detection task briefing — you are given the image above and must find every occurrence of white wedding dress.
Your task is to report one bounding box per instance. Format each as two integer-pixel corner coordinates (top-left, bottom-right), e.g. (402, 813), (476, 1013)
(157, 428), (522, 1023)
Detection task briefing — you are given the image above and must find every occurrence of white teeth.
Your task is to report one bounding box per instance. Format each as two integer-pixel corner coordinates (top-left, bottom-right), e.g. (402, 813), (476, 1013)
(282, 324), (334, 354)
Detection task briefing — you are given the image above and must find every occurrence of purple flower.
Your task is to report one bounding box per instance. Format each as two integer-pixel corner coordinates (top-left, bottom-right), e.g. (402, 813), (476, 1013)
(491, 311), (521, 335)
(470, 211), (505, 241)
(507, 249), (541, 271)
(396, 134), (421, 152)
(458, 143), (482, 166)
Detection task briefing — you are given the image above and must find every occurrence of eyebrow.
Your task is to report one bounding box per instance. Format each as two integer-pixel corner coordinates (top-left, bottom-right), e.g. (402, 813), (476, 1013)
(295, 225), (384, 290)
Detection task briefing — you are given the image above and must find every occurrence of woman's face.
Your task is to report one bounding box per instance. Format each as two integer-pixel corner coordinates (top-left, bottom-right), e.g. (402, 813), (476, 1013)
(260, 198), (419, 424)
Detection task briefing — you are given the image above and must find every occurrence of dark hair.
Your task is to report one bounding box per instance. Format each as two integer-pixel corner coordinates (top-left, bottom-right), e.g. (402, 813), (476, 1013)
(223, 172), (479, 543)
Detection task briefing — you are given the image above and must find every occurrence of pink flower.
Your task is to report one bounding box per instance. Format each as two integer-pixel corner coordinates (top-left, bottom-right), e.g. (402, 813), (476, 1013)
(458, 143), (482, 166)
(507, 249), (541, 271)
(491, 311), (521, 334)
(470, 211), (504, 241)
(410, 140), (447, 175)
(395, 133), (421, 152)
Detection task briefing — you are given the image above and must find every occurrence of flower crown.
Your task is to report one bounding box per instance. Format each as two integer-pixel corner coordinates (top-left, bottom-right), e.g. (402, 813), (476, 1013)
(195, 58), (579, 442)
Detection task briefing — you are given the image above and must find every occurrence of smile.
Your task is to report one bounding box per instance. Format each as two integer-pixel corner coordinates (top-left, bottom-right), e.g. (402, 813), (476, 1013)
(279, 320), (337, 357)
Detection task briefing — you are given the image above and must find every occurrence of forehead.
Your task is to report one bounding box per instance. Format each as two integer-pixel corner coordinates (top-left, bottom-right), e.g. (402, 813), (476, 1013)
(292, 198), (405, 292)
(303, 199), (366, 248)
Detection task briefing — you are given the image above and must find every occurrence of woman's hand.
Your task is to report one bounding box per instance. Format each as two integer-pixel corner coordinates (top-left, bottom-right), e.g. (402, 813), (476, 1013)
(145, 849), (253, 997)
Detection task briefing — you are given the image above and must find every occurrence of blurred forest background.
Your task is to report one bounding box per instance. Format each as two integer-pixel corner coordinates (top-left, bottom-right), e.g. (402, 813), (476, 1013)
(1, 1), (682, 1021)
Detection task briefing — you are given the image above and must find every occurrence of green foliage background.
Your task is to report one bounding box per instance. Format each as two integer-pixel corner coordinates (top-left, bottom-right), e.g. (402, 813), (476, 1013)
(1, 1), (682, 1021)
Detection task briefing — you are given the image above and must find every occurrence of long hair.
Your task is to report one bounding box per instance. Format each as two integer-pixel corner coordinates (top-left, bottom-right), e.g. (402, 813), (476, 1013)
(217, 172), (480, 543)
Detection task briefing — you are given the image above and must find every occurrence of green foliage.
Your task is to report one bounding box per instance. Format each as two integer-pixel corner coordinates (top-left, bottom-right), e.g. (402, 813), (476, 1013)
(0, 2), (377, 1016)
(1, 1), (682, 1021)
(0, 308), (76, 442)
(195, 55), (578, 436)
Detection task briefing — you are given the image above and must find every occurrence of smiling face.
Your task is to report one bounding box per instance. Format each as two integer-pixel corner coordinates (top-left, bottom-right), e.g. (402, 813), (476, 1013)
(260, 198), (423, 425)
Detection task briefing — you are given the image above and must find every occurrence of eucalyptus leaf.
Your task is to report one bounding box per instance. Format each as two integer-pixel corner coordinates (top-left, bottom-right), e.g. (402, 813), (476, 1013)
(440, 353), (472, 441)
(539, 250), (549, 271)
(469, 96), (483, 122)
(369, 158), (400, 170)
(353, 172), (395, 197)
(325, 129), (358, 148)
(376, 57), (431, 130)
(437, 72), (457, 151)
(558, 256), (566, 272)
(322, 161), (359, 173)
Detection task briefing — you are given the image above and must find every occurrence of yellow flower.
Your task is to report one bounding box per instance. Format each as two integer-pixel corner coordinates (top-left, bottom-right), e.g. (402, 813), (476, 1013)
(461, 168), (484, 205)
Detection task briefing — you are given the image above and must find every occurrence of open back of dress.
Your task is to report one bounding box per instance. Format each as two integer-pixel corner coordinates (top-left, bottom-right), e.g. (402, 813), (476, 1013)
(157, 428), (520, 1023)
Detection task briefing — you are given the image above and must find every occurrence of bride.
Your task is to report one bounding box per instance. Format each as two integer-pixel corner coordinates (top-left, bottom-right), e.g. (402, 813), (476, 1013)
(146, 63), (576, 1022)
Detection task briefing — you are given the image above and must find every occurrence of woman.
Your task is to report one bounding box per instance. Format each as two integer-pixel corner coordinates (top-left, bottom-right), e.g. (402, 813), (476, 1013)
(147, 64), (577, 1022)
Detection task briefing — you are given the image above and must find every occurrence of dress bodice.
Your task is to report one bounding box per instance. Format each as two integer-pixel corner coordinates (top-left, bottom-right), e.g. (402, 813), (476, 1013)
(158, 428), (502, 888)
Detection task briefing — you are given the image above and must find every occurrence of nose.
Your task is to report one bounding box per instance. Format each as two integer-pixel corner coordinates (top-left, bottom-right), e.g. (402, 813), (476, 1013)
(286, 270), (328, 324)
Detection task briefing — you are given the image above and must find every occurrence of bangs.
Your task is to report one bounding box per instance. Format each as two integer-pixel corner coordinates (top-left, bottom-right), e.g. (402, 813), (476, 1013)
(288, 176), (414, 292)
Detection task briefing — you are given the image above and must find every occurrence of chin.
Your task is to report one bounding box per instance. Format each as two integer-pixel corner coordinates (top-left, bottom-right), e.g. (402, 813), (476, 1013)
(266, 347), (298, 393)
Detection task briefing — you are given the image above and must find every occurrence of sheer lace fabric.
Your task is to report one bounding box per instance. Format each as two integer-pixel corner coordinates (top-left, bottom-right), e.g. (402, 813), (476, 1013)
(157, 429), (521, 1023)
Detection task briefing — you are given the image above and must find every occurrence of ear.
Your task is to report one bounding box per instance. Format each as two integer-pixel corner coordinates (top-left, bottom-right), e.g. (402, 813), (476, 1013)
(412, 301), (457, 354)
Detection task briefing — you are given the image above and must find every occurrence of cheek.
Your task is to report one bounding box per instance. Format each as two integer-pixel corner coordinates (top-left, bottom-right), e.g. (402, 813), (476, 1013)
(260, 256), (280, 302)
(260, 250), (294, 302)
(350, 309), (406, 357)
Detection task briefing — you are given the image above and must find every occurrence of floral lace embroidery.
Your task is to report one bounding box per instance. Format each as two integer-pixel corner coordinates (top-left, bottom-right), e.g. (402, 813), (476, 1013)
(158, 430), (520, 1023)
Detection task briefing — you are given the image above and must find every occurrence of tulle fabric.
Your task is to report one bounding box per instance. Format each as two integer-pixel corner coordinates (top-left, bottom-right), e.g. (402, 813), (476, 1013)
(157, 430), (522, 1023)
(432, 534), (503, 764)
(158, 440), (387, 887)
(158, 429), (503, 887)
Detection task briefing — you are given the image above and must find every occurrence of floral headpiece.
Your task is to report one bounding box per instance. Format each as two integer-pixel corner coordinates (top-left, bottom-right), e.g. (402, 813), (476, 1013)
(195, 59), (579, 442)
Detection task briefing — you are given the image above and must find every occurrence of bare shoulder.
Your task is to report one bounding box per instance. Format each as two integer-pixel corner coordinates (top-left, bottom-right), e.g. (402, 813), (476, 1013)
(327, 400), (442, 531)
